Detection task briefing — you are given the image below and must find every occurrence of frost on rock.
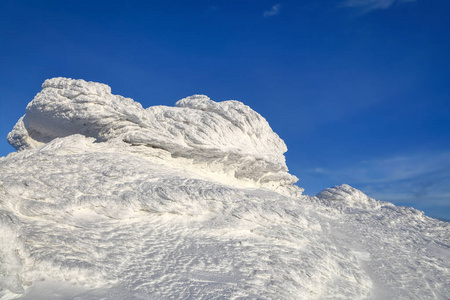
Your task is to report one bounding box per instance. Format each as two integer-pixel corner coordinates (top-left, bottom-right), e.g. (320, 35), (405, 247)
(7, 77), (300, 194)
(1, 78), (449, 299)
(316, 184), (389, 210)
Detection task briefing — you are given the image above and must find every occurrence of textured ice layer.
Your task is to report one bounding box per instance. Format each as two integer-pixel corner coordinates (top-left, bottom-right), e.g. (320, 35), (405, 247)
(2, 78), (449, 299)
(316, 184), (389, 209)
(0, 136), (449, 299)
(8, 78), (299, 193)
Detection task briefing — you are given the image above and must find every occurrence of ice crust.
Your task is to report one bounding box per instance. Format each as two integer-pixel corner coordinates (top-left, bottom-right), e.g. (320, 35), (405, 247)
(7, 78), (299, 194)
(1, 78), (449, 299)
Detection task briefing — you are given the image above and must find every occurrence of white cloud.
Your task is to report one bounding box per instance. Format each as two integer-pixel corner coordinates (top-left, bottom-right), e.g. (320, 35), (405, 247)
(344, 0), (416, 13)
(311, 152), (450, 184)
(264, 4), (281, 17)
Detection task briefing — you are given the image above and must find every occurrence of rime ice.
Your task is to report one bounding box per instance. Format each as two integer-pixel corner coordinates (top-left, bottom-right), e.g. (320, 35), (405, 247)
(1, 78), (449, 299)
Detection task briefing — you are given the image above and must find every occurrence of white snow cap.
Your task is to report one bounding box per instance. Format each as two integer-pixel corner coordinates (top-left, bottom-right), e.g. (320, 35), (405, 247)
(316, 184), (388, 209)
(8, 77), (300, 191)
(2, 78), (449, 300)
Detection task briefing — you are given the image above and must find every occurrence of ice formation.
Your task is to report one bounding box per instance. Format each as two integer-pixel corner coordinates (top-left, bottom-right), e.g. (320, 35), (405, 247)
(0, 78), (449, 299)
(7, 78), (299, 195)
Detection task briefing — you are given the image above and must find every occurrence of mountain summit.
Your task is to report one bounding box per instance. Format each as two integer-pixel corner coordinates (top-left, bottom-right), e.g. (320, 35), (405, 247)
(1, 78), (448, 299)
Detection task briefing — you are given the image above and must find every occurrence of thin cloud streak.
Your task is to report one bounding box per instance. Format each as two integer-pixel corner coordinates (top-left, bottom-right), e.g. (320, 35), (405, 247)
(344, 0), (416, 13)
(264, 4), (281, 17)
(311, 152), (450, 184)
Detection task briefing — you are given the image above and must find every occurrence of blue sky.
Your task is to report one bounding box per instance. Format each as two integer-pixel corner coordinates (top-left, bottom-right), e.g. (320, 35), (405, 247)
(1, 0), (449, 220)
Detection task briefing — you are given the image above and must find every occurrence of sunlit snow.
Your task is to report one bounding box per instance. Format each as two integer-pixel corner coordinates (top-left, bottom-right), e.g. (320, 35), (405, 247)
(1, 78), (448, 299)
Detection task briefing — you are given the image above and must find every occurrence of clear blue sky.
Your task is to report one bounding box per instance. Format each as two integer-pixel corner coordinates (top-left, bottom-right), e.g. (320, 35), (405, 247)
(1, 0), (449, 220)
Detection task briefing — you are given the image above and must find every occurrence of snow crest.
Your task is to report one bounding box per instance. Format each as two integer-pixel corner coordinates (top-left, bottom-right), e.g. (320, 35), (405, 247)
(2, 78), (449, 299)
(316, 184), (388, 210)
(7, 78), (300, 194)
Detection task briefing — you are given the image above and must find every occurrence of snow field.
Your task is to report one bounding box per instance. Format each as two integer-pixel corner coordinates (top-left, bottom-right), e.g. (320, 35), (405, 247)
(0, 78), (448, 299)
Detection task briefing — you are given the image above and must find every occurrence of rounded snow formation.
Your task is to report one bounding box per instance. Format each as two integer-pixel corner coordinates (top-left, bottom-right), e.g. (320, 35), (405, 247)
(316, 184), (389, 210)
(1, 136), (449, 300)
(8, 77), (299, 194)
(1, 78), (449, 299)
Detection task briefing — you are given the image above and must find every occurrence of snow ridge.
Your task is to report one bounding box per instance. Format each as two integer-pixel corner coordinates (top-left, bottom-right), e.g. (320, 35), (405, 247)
(7, 77), (300, 195)
(1, 78), (449, 299)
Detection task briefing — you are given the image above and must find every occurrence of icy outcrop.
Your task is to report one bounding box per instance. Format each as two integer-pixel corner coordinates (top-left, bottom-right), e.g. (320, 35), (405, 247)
(1, 78), (449, 299)
(316, 184), (389, 210)
(1, 135), (449, 299)
(7, 78), (299, 193)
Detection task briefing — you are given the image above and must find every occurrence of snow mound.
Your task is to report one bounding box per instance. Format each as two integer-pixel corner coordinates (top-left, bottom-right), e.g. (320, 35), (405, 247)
(0, 136), (373, 299)
(316, 184), (388, 210)
(1, 78), (449, 299)
(1, 135), (449, 299)
(7, 78), (299, 194)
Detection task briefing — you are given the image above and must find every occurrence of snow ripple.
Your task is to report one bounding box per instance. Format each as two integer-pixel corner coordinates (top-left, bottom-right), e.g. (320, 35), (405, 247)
(0, 137), (373, 299)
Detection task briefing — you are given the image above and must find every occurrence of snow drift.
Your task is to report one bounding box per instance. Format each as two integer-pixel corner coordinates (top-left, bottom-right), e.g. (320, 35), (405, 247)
(7, 78), (299, 195)
(0, 78), (449, 299)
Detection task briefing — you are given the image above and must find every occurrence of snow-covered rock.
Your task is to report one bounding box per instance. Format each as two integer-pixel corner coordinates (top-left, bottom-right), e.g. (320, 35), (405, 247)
(7, 78), (299, 195)
(316, 184), (389, 210)
(0, 78), (449, 299)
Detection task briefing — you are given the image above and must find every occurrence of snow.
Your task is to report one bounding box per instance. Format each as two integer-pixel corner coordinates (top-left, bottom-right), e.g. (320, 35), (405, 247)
(7, 78), (299, 195)
(1, 78), (449, 299)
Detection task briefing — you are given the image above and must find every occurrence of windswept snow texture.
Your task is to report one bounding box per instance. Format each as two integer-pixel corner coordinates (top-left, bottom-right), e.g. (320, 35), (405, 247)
(1, 78), (449, 299)
(7, 78), (298, 194)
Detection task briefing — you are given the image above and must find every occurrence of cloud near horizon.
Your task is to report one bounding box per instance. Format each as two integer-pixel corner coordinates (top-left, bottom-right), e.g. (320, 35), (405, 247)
(344, 0), (416, 13)
(264, 4), (281, 17)
(312, 151), (450, 185)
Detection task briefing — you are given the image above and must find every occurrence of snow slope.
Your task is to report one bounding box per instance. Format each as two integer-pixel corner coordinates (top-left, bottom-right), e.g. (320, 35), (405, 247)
(1, 78), (449, 299)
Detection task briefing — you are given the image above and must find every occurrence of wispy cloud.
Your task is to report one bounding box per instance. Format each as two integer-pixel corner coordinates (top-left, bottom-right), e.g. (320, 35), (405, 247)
(264, 4), (281, 17)
(312, 152), (450, 185)
(344, 0), (416, 13)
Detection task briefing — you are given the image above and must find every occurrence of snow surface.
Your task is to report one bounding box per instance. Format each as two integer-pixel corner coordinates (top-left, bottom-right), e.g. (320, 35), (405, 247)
(7, 78), (298, 195)
(1, 78), (449, 299)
